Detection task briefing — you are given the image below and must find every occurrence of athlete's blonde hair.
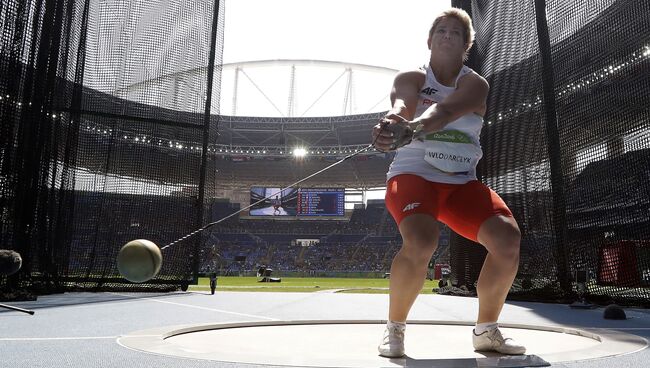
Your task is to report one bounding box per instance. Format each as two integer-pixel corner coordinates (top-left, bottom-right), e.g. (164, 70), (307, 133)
(428, 8), (475, 59)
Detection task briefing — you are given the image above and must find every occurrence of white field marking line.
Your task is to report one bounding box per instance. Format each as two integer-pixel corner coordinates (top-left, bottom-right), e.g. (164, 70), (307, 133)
(193, 285), (323, 288)
(0, 334), (160, 342)
(0, 336), (116, 341)
(109, 292), (279, 321)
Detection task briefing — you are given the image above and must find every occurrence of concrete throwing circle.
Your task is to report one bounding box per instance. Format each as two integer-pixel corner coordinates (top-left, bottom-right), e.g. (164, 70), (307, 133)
(118, 320), (647, 367)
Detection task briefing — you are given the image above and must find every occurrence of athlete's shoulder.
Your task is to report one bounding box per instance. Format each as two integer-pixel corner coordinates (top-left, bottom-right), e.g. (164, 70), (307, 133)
(396, 67), (426, 79)
(457, 69), (490, 93)
(394, 67), (426, 87)
(459, 67), (489, 91)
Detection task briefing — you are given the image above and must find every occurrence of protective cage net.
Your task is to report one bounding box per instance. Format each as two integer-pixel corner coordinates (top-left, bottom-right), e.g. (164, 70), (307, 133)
(0, 0), (225, 295)
(2, 0), (650, 307)
(450, 0), (650, 306)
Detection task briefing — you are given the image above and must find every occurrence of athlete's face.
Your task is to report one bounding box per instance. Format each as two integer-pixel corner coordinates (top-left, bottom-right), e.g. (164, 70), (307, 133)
(428, 17), (467, 57)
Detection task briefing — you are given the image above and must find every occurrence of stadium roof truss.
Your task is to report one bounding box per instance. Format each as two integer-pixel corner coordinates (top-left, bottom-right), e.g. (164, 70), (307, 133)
(215, 113), (384, 157)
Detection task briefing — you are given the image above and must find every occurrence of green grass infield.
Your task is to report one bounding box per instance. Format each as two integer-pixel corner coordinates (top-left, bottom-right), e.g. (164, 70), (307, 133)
(190, 276), (440, 294)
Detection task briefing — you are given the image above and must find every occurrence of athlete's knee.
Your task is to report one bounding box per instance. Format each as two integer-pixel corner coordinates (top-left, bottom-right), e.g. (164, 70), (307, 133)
(494, 225), (520, 262)
(480, 216), (521, 262)
(399, 223), (439, 263)
(402, 232), (437, 252)
(399, 214), (438, 262)
(396, 244), (436, 269)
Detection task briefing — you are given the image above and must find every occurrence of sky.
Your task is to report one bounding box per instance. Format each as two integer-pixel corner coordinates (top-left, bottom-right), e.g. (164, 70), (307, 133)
(222, 0), (452, 70)
(218, 0), (451, 117)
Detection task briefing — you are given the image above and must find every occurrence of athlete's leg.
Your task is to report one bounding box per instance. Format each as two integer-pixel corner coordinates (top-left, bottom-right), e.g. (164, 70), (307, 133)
(381, 174), (440, 357)
(384, 175), (441, 322)
(476, 215), (520, 324)
(438, 181), (524, 354)
(472, 214), (524, 354)
(438, 181), (520, 323)
(389, 214), (440, 322)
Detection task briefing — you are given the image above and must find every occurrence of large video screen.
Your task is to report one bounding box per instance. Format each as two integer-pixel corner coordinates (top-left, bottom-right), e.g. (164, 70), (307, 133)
(249, 187), (299, 216)
(249, 187), (344, 216)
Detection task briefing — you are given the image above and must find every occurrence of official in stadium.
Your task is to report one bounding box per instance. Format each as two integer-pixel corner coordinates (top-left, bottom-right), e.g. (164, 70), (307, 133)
(372, 8), (525, 357)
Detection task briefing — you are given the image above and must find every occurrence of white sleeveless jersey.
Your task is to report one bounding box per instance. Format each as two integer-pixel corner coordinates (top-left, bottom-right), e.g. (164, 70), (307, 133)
(386, 64), (484, 184)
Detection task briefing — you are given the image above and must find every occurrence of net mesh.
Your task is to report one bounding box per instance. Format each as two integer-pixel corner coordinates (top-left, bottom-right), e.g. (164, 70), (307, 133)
(2, 0), (649, 306)
(451, 0), (650, 305)
(1, 0), (224, 294)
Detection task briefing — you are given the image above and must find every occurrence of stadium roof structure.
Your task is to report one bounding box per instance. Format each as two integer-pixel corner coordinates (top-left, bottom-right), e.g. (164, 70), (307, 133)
(75, 60), (400, 190)
(111, 59), (398, 118)
(218, 59), (399, 118)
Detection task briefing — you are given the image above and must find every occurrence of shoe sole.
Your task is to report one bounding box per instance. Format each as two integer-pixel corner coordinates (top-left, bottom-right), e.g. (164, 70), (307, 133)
(378, 352), (405, 358)
(474, 347), (526, 355)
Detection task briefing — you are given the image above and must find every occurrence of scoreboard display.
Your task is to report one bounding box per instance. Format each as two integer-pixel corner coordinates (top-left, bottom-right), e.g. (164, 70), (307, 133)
(297, 188), (345, 216)
(249, 187), (345, 217)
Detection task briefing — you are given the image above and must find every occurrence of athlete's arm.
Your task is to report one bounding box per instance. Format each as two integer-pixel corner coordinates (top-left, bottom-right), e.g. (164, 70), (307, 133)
(372, 70), (424, 151)
(413, 72), (489, 133)
(386, 70), (423, 120)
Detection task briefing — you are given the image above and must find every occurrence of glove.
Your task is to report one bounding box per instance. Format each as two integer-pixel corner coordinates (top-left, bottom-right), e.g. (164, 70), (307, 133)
(384, 123), (414, 150)
(412, 124), (426, 142)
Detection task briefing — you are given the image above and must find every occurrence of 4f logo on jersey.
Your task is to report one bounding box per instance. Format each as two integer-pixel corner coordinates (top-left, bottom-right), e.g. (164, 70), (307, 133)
(402, 202), (421, 212)
(421, 87), (439, 107)
(421, 87), (438, 95)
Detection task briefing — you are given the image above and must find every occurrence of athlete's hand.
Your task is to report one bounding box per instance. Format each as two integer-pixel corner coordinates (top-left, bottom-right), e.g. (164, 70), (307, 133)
(372, 115), (413, 152)
(372, 118), (395, 152)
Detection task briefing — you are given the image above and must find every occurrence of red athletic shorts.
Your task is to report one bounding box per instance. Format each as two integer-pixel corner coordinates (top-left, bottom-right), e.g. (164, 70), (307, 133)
(385, 174), (513, 242)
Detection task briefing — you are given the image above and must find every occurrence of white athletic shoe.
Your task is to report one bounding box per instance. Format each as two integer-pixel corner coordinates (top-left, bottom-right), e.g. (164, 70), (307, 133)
(472, 327), (526, 355)
(378, 324), (405, 358)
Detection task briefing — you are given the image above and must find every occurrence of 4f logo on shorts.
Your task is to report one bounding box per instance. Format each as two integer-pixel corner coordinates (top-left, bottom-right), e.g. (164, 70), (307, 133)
(402, 202), (421, 212)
